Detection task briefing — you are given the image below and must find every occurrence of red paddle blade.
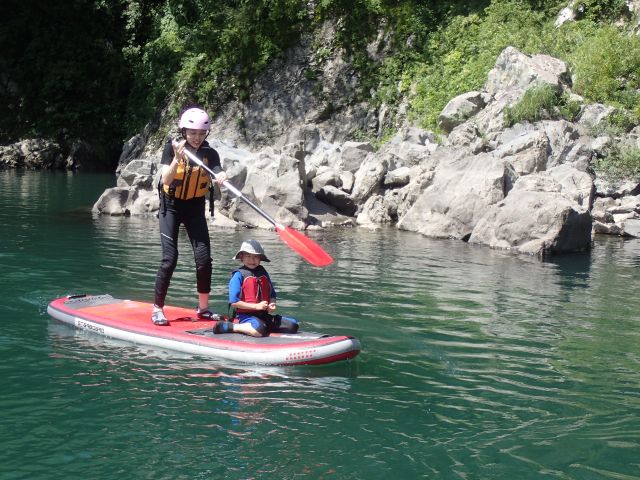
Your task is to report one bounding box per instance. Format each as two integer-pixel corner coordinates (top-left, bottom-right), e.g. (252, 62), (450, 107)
(275, 226), (334, 267)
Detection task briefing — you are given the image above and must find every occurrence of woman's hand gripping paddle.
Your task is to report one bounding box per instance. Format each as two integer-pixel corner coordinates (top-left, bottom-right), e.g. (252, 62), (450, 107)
(180, 146), (334, 267)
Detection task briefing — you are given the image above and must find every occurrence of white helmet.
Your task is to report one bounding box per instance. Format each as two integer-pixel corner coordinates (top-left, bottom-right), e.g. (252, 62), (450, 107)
(179, 108), (211, 130)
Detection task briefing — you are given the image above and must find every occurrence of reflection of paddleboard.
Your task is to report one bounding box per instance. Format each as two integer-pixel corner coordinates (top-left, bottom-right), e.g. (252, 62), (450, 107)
(47, 294), (361, 366)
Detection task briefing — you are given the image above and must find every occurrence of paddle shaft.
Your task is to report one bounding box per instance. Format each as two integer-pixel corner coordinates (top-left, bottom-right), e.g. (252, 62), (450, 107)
(178, 142), (334, 267)
(180, 147), (280, 227)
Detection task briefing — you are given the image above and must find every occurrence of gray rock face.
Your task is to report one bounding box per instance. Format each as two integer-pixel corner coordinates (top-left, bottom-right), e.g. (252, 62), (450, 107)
(0, 139), (64, 169)
(438, 91), (487, 133)
(92, 187), (133, 216)
(117, 159), (157, 189)
(398, 153), (514, 240)
(93, 44), (640, 255)
(484, 46), (571, 97)
(316, 185), (357, 216)
(469, 172), (593, 255)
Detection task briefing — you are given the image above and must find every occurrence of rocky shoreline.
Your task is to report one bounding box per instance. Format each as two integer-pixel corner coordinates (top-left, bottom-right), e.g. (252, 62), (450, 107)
(3, 46), (640, 256)
(96, 46), (640, 256)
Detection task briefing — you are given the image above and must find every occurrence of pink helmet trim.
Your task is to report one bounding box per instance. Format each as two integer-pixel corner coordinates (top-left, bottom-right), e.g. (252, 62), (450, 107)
(179, 108), (211, 131)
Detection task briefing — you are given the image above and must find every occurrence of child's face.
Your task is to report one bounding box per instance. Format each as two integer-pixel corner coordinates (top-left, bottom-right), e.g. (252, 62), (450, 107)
(240, 252), (261, 268)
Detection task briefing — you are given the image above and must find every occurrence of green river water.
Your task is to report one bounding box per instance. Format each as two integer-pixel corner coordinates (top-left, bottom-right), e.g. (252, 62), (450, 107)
(1, 170), (639, 479)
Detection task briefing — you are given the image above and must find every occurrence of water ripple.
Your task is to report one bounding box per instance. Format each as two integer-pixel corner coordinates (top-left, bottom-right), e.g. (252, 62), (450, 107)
(3, 172), (640, 479)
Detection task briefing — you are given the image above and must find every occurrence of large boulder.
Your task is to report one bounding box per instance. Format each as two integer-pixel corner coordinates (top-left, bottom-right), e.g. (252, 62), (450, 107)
(310, 167), (342, 191)
(469, 172), (592, 255)
(398, 152), (515, 239)
(350, 156), (389, 206)
(316, 185), (357, 216)
(484, 46), (571, 97)
(92, 187), (132, 216)
(437, 91), (488, 133)
(117, 159), (157, 189)
(492, 130), (551, 175)
(338, 141), (374, 173)
(226, 153), (308, 229)
(0, 139), (64, 169)
(356, 195), (392, 227)
(458, 47), (572, 140)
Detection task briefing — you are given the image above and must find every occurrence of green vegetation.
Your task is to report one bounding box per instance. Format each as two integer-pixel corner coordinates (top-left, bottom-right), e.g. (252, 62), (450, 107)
(593, 143), (640, 180)
(405, 2), (553, 129)
(504, 83), (582, 126)
(567, 25), (640, 113)
(1, 0), (639, 171)
(394, 2), (640, 133)
(121, 0), (311, 135)
(1, 1), (130, 165)
(574, 0), (628, 22)
(2, 0), (310, 167)
(587, 112), (640, 179)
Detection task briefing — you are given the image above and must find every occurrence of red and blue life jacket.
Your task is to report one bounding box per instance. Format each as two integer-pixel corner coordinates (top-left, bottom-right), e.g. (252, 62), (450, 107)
(234, 265), (272, 314)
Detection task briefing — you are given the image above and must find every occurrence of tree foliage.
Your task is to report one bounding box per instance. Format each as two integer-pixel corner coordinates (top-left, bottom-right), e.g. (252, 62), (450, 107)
(1, 0), (638, 169)
(126, 0), (310, 124)
(1, 0), (130, 163)
(1, 0), (310, 166)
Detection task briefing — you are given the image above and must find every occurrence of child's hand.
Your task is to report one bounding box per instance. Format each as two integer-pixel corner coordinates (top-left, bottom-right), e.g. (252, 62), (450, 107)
(267, 302), (277, 313)
(257, 300), (269, 311)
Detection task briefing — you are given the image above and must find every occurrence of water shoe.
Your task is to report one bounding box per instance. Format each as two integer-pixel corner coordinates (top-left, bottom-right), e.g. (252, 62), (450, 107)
(196, 307), (223, 321)
(151, 309), (169, 326)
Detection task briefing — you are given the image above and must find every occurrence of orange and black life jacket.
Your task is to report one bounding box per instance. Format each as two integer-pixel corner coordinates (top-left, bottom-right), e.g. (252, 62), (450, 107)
(163, 154), (211, 200)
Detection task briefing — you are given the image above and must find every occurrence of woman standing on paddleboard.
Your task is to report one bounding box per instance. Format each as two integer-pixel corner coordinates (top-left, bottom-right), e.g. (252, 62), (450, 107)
(151, 107), (227, 326)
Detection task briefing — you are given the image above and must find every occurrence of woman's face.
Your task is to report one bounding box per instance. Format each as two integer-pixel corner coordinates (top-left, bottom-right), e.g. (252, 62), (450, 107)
(185, 128), (208, 149)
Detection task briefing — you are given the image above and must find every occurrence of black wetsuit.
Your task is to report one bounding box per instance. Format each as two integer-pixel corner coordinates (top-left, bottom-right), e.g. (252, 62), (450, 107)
(153, 140), (222, 308)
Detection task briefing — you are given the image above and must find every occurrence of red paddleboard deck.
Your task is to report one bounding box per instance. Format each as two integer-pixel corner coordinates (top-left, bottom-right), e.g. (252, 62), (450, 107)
(47, 294), (361, 366)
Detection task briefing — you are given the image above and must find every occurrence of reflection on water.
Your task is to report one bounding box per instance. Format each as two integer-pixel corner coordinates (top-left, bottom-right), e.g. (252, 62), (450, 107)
(2, 171), (640, 479)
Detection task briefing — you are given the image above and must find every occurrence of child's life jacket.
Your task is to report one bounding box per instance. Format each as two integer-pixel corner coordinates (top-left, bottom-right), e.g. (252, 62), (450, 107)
(234, 265), (273, 314)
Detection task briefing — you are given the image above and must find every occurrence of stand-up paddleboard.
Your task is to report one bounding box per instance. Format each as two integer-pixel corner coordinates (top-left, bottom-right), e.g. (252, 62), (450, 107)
(47, 294), (361, 366)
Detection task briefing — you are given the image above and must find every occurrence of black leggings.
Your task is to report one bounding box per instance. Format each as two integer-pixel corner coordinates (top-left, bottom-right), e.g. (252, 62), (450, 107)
(154, 195), (212, 308)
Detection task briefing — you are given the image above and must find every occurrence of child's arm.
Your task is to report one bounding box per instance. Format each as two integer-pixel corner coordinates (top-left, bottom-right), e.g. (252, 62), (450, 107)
(231, 299), (271, 312)
(267, 274), (277, 313)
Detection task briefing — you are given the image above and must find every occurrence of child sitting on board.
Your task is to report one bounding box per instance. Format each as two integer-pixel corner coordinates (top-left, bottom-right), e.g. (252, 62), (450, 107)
(214, 239), (299, 337)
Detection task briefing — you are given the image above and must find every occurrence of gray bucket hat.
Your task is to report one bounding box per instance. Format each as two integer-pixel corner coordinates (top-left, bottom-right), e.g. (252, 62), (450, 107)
(233, 239), (270, 262)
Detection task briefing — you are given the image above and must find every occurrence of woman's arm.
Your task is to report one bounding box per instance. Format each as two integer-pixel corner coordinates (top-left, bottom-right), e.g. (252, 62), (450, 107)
(161, 140), (185, 186)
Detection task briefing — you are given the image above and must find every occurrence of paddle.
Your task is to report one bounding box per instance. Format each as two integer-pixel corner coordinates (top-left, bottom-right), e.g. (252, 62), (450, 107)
(179, 144), (334, 267)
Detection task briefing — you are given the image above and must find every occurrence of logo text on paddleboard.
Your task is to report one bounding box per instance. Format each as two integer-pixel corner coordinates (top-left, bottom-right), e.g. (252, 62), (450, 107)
(75, 319), (105, 335)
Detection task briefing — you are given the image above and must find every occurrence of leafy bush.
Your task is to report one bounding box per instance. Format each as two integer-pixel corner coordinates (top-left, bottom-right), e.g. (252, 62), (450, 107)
(406, 0), (550, 130)
(568, 25), (640, 111)
(1, 1), (130, 165)
(587, 109), (640, 138)
(123, 3), (185, 131)
(503, 83), (581, 126)
(593, 143), (640, 180)
(577, 0), (628, 22)
(125, 0), (309, 128)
